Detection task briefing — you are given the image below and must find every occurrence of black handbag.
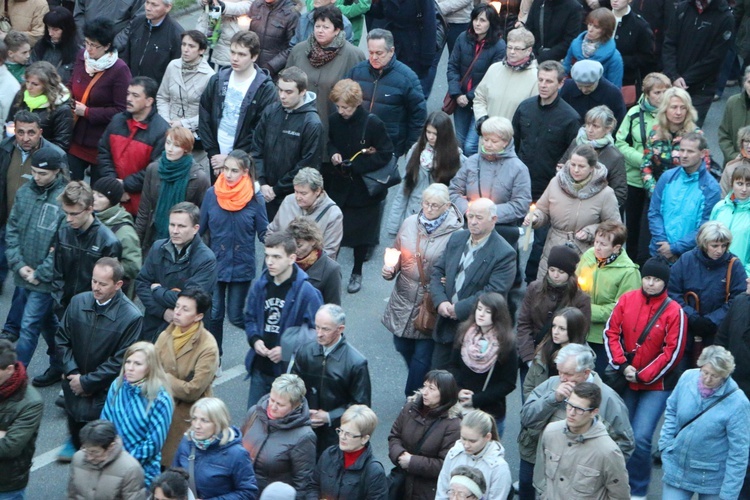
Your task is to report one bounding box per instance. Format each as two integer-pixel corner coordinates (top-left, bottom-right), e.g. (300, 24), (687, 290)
(358, 114), (401, 198)
(388, 417), (440, 499)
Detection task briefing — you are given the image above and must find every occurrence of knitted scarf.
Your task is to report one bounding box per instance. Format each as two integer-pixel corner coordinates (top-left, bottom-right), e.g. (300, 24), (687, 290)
(698, 376), (721, 398)
(306, 30), (345, 68)
(0, 362), (27, 400)
(558, 163), (609, 200)
(503, 52), (535, 72)
(214, 172), (254, 211)
(419, 209), (449, 234)
(23, 91), (49, 111)
(296, 249), (321, 271)
(172, 322), (200, 354)
(154, 152), (194, 240)
(189, 430), (219, 450)
(460, 324), (500, 373)
(84, 49), (119, 75)
(575, 127), (614, 149)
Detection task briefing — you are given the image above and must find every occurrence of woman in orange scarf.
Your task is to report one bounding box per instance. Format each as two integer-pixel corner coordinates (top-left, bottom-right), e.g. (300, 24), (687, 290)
(199, 150), (268, 357)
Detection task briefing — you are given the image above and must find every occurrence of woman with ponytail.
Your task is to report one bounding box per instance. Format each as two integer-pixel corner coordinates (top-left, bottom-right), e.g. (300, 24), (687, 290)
(199, 150), (268, 357)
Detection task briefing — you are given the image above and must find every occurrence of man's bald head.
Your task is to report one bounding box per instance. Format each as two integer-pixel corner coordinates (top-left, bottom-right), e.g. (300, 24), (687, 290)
(466, 198), (497, 240)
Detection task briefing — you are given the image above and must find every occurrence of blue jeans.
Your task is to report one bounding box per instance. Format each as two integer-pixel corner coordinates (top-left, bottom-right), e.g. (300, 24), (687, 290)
(210, 281), (251, 356)
(15, 290), (60, 372)
(453, 106), (479, 156)
(247, 368), (276, 409)
(518, 458), (536, 500)
(0, 488), (26, 500)
(3, 286), (27, 336)
(495, 417), (505, 439)
(662, 482), (721, 500)
(393, 335), (434, 397)
(623, 388), (671, 497)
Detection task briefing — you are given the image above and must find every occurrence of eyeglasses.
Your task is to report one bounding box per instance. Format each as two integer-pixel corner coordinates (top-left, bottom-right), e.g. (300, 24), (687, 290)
(507, 45), (529, 52)
(564, 399), (595, 415)
(448, 490), (476, 499)
(422, 201), (446, 211)
(84, 40), (104, 50)
(335, 428), (362, 439)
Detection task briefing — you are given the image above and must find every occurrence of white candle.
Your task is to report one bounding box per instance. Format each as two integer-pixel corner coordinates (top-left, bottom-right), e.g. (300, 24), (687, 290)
(237, 15), (251, 30)
(5, 122), (15, 137)
(384, 247), (401, 268)
(522, 203), (536, 251)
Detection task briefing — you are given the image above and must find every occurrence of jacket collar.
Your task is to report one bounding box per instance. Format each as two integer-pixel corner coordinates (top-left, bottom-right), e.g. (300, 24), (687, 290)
(81, 290), (125, 321)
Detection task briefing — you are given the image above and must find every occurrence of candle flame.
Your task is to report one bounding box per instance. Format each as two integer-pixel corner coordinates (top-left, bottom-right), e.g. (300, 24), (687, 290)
(529, 203), (536, 211)
(489, 0), (502, 13)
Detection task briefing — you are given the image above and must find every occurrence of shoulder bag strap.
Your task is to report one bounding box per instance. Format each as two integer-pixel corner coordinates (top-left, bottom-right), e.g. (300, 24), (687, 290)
(725, 257), (737, 303)
(638, 107), (648, 151)
(459, 45), (484, 89)
(188, 444), (197, 496)
(360, 113), (371, 145)
(73, 71), (105, 124)
(675, 388), (739, 438)
(413, 417), (441, 454)
(482, 362), (496, 392)
(415, 230), (426, 288)
(314, 203), (336, 223)
(633, 297), (672, 351)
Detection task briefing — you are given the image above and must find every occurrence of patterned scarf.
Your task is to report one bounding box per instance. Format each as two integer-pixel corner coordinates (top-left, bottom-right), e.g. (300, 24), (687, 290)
(557, 163), (609, 200)
(581, 36), (600, 58)
(420, 144), (434, 171)
(84, 49), (119, 75)
(0, 362), (27, 400)
(296, 249), (321, 271)
(575, 127), (614, 150)
(155, 151), (194, 240)
(306, 30), (345, 68)
(460, 324), (500, 373)
(419, 209), (449, 234)
(596, 249), (620, 268)
(189, 430), (219, 450)
(503, 52), (535, 72)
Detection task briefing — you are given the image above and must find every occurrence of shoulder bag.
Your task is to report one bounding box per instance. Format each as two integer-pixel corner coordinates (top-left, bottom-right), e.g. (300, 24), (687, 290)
(413, 229), (438, 333)
(674, 388), (739, 439)
(388, 417), (441, 500)
(188, 444), (198, 497)
(442, 45), (484, 115)
(604, 298), (672, 395)
(359, 114), (401, 198)
(73, 71), (104, 125)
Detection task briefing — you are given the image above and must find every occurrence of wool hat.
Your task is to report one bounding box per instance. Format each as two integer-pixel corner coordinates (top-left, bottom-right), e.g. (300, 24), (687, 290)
(641, 257), (671, 283)
(571, 60), (604, 84)
(93, 177), (124, 209)
(30, 147), (64, 171)
(259, 482), (296, 500)
(547, 245), (580, 276)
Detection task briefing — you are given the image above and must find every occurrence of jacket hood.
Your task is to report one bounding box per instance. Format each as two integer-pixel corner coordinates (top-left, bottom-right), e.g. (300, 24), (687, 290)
(286, 90), (317, 114)
(447, 439), (507, 463)
(206, 426), (244, 451)
(257, 393), (312, 430)
(563, 417), (609, 442)
(691, 246), (738, 270)
(259, 263), (311, 288)
(571, 32), (618, 62)
(96, 204), (135, 228)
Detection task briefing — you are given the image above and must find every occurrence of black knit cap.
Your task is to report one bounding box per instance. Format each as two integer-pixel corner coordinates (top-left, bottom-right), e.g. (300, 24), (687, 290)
(641, 257), (671, 283)
(93, 177), (124, 209)
(547, 245), (580, 276)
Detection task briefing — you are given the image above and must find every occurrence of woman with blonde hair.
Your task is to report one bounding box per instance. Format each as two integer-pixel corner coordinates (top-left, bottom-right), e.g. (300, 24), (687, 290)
(101, 341), (174, 486)
(173, 397), (259, 499)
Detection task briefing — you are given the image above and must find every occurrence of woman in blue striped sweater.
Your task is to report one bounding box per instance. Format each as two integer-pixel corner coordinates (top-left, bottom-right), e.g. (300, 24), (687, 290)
(101, 341), (174, 486)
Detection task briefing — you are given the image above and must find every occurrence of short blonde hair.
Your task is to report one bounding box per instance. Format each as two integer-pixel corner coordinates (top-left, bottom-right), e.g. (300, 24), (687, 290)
(421, 183), (450, 205)
(341, 405), (378, 437)
(329, 79), (363, 108)
(481, 116), (513, 141)
(190, 398), (233, 445)
(697, 345), (736, 379)
(507, 27), (534, 48)
(271, 374), (307, 407)
(696, 221), (732, 251)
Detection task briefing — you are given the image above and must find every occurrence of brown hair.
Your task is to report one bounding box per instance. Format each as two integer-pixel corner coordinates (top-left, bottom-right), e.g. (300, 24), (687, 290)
(732, 164), (750, 182)
(166, 126), (195, 153)
(595, 220), (627, 247)
(586, 8), (616, 42)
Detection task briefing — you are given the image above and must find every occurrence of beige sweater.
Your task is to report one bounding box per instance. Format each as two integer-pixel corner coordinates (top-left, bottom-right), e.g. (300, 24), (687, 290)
(473, 60), (539, 121)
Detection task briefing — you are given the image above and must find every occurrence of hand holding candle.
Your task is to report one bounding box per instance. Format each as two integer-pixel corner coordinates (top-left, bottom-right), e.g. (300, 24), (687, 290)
(384, 247), (401, 271)
(237, 15), (251, 30)
(522, 203), (536, 251)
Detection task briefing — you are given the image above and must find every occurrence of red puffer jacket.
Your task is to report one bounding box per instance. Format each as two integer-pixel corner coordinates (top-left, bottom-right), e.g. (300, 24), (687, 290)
(604, 288), (687, 391)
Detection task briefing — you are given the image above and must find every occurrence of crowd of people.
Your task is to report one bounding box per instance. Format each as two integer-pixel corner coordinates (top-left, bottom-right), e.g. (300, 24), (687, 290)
(2, 0), (750, 498)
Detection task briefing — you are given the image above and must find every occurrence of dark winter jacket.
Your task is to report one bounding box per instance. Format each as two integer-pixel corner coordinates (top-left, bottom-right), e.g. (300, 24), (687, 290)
(292, 335), (372, 453)
(305, 252), (341, 305)
(345, 57), (427, 157)
(614, 9), (656, 86)
(253, 93), (324, 198)
(312, 444), (388, 500)
(387, 396), (462, 500)
(242, 395), (317, 498)
(97, 107), (170, 215)
(632, 0), (675, 55)
(559, 77), (627, 129)
(30, 38), (80, 84)
(52, 217), (122, 309)
(0, 375), (43, 493)
(199, 65), (279, 159)
(244, 265), (323, 374)
(248, 0), (299, 77)
(135, 235), (217, 341)
(172, 427), (259, 500)
(371, 0), (436, 76)
(668, 248), (748, 328)
(57, 290), (143, 422)
(512, 94), (581, 200)
(8, 88), (74, 150)
(120, 14), (183, 86)
(447, 32), (506, 101)
(524, 0), (583, 63)
(662, 0), (734, 96)
(448, 346), (518, 419)
(74, 0), (144, 44)
(716, 293), (750, 397)
(199, 186), (268, 283)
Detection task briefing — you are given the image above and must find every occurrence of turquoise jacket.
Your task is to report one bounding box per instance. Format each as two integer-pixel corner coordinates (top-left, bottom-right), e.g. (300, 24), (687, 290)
(711, 194), (750, 275)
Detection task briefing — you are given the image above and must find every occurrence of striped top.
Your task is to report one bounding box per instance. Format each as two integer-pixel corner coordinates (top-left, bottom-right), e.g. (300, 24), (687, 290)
(101, 378), (174, 486)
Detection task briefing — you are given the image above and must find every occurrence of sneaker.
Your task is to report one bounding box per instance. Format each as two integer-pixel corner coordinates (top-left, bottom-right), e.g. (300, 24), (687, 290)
(512, 481), (519, 493)
(216, 364), (223, 378)
(347, 274), (362, 294)
(57, 439), (76, 463)
(32, 368), (63, 387)
(0, 330), (18, 342)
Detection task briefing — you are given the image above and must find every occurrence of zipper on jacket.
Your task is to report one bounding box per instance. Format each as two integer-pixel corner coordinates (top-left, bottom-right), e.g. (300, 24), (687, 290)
(369, 78), (380, 112)
(137, 25), (154, 74)
(319, 356), (327, 405)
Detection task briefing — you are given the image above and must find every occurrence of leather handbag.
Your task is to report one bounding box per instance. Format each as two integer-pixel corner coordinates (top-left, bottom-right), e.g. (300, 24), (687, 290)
(413, 230), (437, 333)
(358, 114), (401, 197)
(442, 44), (484, 115)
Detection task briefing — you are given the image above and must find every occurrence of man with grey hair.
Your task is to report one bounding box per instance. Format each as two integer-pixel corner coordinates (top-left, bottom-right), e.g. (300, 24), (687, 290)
(430, 198), (517, 369)
(267, 167), (342, 258)
(518, 343), (633, 499)
(119, 0), (184, 86)
(291, 303), (371, 456)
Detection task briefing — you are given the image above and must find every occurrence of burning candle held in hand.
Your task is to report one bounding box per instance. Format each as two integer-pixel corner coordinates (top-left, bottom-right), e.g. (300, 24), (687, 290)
(522, 203), (536, 251)
(384, 247), (401, 269)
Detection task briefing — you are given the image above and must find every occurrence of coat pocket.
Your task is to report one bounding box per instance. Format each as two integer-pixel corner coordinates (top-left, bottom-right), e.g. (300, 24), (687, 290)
(544, 450), (561, 479)
(571, 464), (602, 495)
(689, 460), (720, 472)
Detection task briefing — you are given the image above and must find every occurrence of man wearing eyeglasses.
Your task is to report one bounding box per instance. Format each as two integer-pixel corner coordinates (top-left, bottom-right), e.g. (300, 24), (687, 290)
(536, 382), (630, 499)
(291, 303), (371, 457)
(518, 343), (632, 500)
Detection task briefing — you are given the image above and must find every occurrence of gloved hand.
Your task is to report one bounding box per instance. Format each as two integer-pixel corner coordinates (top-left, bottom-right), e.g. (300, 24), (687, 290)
(690, 316), (716, 338)
(475, 115), (488, 136)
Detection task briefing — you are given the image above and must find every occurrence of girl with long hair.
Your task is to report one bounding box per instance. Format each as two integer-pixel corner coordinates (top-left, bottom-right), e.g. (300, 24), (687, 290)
(100, 341), (174, 486)
(30, 6), (81, 84)
(448, 292), (517, 437)
(387, 111), (462, 235)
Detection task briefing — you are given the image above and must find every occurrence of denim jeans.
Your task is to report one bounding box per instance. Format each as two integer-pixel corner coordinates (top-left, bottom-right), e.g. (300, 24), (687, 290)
(453, 106), (479, 156)
(15, 290), (60, 372)
(589, 342), (609, 380)
(210, 281), (251, 356)
(518, 458), (536, 500)
(0, 488), (26, 500)
(662, 482), (721, 500)
(247, 368), (276, 409)
(3, 286), (27, 336)
(623, 388), (671, 497)
(393, 335), (435, 397)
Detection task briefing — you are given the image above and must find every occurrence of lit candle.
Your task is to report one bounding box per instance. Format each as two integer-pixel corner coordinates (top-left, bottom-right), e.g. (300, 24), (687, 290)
(5, 122), (15, 137)
(384, 247), (401, 269)
(237, 15), (251, 30)
(522, 203), (535, 251)
(578, 266), (594, 293)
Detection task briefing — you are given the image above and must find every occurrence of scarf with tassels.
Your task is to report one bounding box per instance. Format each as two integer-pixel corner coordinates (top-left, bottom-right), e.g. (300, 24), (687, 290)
(155, 152), (194, 240)
(214, 172), (254, 211)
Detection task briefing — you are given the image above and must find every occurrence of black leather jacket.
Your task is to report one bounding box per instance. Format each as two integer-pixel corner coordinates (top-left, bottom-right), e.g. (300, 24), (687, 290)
(53, 217), (122, 309)
(56, 290), (143, 422)
(292, 335), (371, 454)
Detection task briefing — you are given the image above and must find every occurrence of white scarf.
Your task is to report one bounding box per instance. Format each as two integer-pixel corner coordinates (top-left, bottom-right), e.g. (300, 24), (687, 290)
(84, 49), (119, 76)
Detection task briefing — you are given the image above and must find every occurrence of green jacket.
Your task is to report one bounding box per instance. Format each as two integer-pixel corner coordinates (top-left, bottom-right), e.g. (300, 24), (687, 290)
(711, 194), (750, 275)
(96, 204), (142, 281)
(576, 247), (641, 344)
(718, 92), (750, 166)
(5, 174), (66, 293)
(0, 380), (44, 492)
(616, 97), (659, 188)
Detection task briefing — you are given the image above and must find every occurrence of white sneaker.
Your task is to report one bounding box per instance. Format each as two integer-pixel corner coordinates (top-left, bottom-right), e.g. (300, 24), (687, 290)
(216, 365), (223, 378)
(512, 481), (519, 493)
